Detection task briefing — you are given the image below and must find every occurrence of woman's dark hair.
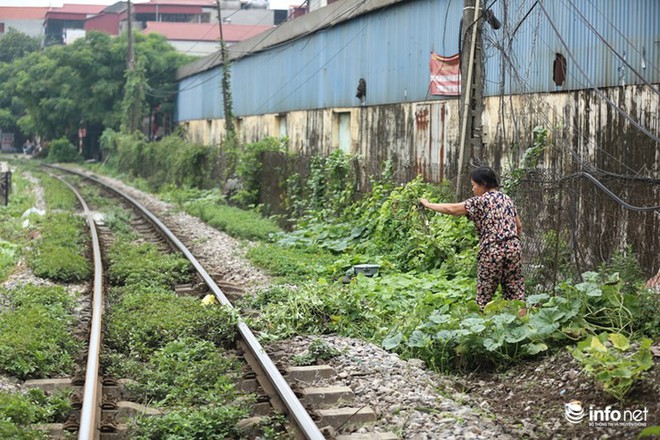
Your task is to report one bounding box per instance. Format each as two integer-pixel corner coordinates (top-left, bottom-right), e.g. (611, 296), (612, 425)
(470, 166), (499, 189)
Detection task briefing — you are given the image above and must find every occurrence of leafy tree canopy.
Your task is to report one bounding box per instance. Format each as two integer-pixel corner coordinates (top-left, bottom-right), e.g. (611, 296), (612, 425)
(2, 30), (192, 142)
(0, 28), (40, 64)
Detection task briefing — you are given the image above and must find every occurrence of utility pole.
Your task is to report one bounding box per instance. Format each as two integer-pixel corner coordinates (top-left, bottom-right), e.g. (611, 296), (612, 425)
(457, 0), (485, 197)
(122, 0), (144, 134)
(127, 0), (134, 69)
(215, 0), (234, 136)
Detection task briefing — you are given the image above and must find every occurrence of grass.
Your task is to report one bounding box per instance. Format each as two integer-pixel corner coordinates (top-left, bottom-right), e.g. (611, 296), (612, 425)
(246, 242), (337, 281)
(28, 213), (91, 282)
(0, 285), (81, 379)
(185, 201), (281, 241)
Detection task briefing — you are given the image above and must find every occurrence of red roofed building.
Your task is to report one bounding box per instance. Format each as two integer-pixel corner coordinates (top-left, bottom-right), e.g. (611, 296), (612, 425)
(0, 7), (48, 38)
(0, 0), (285, 55)
(142, 21), (273, 55)
(45, 4), (107, 44)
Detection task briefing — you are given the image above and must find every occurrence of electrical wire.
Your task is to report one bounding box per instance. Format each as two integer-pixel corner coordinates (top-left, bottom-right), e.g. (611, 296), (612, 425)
(170, 0), (370, 100)
(483, 0), (658, 177)
(253, 0), (384, 114)
(563, 172), (660, 212)
(483, 30), (644, 177)
(485, 59), (660, 218)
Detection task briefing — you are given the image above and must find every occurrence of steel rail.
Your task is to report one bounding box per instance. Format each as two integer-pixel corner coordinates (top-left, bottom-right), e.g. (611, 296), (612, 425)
(48, 165), (325, 440)
(51, 173), (104, 440)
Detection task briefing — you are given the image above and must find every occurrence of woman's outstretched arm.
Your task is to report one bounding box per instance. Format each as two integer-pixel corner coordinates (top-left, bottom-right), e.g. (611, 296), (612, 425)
(419, 198), (467, 216)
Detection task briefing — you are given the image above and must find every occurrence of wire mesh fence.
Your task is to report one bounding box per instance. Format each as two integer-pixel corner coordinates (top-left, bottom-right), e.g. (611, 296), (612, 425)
(258, 151), (659, 285)
(511, 170), (659, 289)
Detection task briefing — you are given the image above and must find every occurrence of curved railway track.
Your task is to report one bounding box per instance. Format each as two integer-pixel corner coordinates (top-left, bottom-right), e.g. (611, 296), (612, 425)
(37, 164), (397, 440)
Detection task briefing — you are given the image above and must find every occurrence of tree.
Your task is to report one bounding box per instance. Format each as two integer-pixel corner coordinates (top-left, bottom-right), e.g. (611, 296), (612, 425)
(8, 31), (192, 146)
(0, 28), (40, 64)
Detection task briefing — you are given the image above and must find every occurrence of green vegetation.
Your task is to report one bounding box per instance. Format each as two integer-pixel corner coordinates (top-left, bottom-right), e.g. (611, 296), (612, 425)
(45, 138), (79, 163)
(185, 202), (281, 241)
(246, 243), (336, 281)
(292, 338), (342, 366)
(0, 29), (192, 154)
(103, 237), (249, 437)
(130, 405), (248, 440)
(230, 137), (287, 208)
(105, 285), (237, 361)
(83, 132), (655, 403)
(106, 241), (191, 288)
(569, 333), (653, 401)
(0, 388), (72, 439)
(38, 172), (78, 211)
(28, 212), (91, 282)
(99, 130), (221, 191)
(0, 285), (80, 379)
(0, 170), (35, 252)
(0, 241), (19, 282)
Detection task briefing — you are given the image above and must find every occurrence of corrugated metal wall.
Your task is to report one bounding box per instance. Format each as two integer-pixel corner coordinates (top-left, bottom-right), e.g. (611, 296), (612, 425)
(177, 0), (463, 121)
(176, 0), (660, 121)
(483, 0), (660, 95)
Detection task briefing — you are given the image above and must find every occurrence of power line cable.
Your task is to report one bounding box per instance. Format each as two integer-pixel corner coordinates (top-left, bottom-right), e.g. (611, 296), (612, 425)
(495, 3), (658, 177)
(563, 171), (660, 212)
(483, 31), (643, 177)
(170, 0), (369, 101)
(253, 0), (384, 114)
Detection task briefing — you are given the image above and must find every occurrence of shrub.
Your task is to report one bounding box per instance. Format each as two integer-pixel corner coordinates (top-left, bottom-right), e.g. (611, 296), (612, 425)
(0, 304), (79, 379)
(38, 173), (78, 211)
(46, 138), (79, 163)
(28, 213), (91, 282)
(0, 388), (72, 436)
(246, 243), (335, 280)
(231, 137), (286, 208)
(113, 337), (241, 407)
(131, 404), (247, 439)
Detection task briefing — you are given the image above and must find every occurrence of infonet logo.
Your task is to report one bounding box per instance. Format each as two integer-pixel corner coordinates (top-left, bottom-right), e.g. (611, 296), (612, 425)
(565, 400), (585, 424)
(565, 402), (649, 428)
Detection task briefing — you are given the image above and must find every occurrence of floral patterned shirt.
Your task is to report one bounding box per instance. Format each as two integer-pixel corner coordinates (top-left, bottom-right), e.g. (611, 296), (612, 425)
(464, 191), (519, 250)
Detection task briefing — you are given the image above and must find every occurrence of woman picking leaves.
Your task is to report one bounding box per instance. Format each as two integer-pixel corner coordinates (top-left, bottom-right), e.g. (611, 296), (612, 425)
(419, 166), (526, 315)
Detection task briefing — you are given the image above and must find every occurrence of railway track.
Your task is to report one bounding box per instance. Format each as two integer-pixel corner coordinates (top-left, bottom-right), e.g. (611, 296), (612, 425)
(27, 164), (397, 440)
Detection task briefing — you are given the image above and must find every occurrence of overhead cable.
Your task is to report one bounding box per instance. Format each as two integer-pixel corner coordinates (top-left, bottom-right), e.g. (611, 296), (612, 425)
(564, 172), (660, 212)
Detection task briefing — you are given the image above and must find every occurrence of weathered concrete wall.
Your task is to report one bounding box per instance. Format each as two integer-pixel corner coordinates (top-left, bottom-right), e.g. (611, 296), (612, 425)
(183, 100), (463, 185)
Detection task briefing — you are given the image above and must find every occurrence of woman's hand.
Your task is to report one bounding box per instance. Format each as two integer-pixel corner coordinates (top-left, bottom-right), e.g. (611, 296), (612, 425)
(418, 198), (430, 208)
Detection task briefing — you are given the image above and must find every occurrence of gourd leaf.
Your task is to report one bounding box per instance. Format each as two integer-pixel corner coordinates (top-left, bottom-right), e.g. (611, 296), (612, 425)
(406, 330), (431, 348)
(524, 342), (548, 355)
(608, 333), (629, 351)
(382, 332), (403, 350)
